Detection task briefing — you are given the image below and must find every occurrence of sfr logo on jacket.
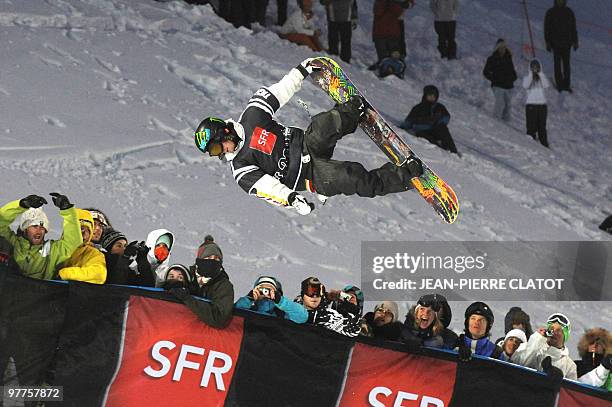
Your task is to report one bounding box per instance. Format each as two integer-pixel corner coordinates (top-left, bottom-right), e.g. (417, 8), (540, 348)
(249, 127), (277, 155)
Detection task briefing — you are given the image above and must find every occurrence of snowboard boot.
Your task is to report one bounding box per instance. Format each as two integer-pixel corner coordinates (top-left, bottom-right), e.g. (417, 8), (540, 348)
(335, 95), (366, 135)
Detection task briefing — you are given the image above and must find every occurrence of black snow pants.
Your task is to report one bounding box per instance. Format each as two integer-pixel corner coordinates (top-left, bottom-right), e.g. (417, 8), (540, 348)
(303, 109), (413, 197)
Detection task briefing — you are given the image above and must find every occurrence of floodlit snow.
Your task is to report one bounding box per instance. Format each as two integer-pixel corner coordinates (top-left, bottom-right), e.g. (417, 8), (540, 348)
(0, 0), (610, 357)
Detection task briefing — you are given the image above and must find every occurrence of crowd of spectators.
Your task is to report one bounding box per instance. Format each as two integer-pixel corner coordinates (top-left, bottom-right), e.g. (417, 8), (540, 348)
(0, 195), (609, 391)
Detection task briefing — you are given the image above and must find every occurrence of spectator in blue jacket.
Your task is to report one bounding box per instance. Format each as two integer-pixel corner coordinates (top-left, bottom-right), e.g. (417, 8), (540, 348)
(400, 85), (459, 154)
(235, 275), (308, 324)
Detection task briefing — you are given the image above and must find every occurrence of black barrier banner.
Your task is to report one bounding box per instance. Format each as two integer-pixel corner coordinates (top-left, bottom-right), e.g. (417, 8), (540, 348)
(1, 274), (610, 406)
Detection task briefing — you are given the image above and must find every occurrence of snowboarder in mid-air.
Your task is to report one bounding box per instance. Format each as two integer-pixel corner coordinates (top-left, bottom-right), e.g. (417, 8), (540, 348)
(194, 58), (423, 215)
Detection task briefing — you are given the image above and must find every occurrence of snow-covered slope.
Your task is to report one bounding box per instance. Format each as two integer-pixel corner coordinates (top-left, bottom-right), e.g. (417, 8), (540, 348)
(0, 0), (610, 356)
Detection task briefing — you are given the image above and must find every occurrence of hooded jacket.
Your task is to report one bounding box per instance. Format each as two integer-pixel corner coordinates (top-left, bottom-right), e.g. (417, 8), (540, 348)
(483, 46), (518, 89)
(57, 209), (107, 284)
(522, 60), (550, 105)
(138, 228), (175, 286)
(401, 86), (451, 132)
(235, 285), (308, 324)
(511, 332), (578, 380)
(544, 0), (578, 49)
(0, 200), (82, 280)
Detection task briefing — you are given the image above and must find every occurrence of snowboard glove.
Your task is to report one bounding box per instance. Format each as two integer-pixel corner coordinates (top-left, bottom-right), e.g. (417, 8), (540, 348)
(404, 155), (424, 179)
(541, 356), (564, 387)
(124, 240), (147, 259)
(602, 354), (612, 370)
(297, 58), (321, 77)
(168, 287), (191, 302)
(19, 195), (47, 209)
(288, 192), (314, 215)
(457, 334), (472, 362)
(49, 192), (73, 210)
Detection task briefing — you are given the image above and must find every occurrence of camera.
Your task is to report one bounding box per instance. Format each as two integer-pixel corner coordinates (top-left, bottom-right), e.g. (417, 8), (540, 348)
(544, 329), (554, 337)
(258, 287), (271, 297)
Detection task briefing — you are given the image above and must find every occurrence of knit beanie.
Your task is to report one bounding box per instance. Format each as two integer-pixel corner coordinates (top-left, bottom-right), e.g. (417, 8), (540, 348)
(20, 208), (49, 232)
(100, 229), (127, 252)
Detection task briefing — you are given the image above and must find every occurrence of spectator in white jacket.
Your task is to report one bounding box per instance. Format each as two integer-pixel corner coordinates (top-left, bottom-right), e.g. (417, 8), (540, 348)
(522, 59), (551, 147)
(511, 313), (578, 380)
(280, 0), (322, 51)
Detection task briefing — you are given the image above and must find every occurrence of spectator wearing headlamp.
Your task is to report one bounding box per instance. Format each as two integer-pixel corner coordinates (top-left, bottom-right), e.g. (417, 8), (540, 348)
(511, 313), (578, 380)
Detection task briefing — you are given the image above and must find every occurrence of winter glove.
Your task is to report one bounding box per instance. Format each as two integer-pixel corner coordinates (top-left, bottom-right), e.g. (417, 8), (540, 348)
(297, 58), (322, 77)
(123, 241), (146, 259)
(602, 354), (612, 370)
(168, 287), (191, 301)
(49, 192), (73, 210)
(457, 334), (472, 362)
(288, 192), (314, 215)
(541, 356), (564, 386)
(19, 195), (47, 209)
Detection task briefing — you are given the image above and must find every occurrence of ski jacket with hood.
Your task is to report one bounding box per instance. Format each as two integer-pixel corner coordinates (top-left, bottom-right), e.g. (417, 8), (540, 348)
(0, 200), (82, 280)
(483, 48), (518, 89)
(57, 209), (107, 284)
(522, 60), (550, 105)
(127, 228), (175, 286)
(401, 85), (450, 132)
(511, 332), (578, 380)
(225, 66), (311, 208)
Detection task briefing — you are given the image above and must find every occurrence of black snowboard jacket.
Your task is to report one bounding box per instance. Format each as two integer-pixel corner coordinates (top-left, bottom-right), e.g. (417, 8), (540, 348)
(225, 67), (311, 208)
(483, 51), (518, 89)
(544, 4), (578, 49)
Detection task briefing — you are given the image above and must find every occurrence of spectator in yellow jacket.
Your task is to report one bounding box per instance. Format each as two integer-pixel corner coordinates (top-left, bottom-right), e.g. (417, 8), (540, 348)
(0, 193), (81, 280)
(57, 209), (107, 284)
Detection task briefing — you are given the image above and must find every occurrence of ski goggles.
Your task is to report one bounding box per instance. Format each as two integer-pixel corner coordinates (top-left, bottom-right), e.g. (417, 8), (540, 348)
(546, 313), (570, 328)
(303, 284), (323, 298)
(417, 294), (441, 312)
(195, 129), (224, 157)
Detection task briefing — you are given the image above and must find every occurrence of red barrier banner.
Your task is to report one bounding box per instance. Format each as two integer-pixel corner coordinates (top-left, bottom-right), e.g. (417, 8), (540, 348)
(557, 387), (611, 407)
(104, 296), (244, 407)
(338, 343), (456, 407)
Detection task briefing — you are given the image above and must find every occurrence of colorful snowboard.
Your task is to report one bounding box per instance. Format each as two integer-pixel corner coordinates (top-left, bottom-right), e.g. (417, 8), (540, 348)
(309, 57), (459, 224)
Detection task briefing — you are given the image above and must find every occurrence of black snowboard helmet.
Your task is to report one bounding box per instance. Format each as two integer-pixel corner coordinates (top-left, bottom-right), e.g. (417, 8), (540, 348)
(464, 301), (494, 336)
(194, 117), (240, 157)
